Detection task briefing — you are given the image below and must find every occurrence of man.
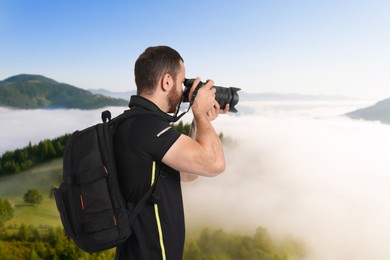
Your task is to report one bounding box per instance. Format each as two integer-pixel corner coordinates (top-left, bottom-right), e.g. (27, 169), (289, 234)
(114, 46), (228, 259)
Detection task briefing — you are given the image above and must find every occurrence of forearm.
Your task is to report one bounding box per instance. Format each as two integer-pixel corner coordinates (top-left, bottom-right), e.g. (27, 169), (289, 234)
(192, 113), (225, 173)
(180, 117), (219, 181)
(180, 118), (225, 182)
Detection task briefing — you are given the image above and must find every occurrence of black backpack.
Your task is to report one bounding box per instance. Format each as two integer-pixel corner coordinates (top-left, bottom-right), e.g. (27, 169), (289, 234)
(54, 110), (158, 253)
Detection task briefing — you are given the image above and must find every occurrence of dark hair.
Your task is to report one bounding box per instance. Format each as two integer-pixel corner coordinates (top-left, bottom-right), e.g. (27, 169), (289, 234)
(134, 46), (184, 95)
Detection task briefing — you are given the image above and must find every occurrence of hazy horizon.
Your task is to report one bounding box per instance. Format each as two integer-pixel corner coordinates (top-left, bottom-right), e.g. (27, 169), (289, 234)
(0, 99), (375, 155)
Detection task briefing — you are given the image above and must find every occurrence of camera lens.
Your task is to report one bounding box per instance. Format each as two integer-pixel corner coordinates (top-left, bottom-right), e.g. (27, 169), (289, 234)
(214, 86), (240, 113)
(183, 78), (240, 113)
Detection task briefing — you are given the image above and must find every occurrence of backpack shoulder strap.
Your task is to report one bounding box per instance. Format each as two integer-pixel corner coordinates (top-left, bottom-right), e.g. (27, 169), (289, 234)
(127, 162), (163, 220)
(105, 109), (163, 221)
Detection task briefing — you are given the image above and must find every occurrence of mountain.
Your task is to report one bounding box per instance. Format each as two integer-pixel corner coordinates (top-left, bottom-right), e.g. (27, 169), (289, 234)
(0, 74), (128, 109)
(346, 98), (390, 124)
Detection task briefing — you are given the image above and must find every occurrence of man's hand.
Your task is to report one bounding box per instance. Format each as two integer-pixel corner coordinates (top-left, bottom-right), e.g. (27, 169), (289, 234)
(207, 101), (230, 121)
(190, 78), (216, 117)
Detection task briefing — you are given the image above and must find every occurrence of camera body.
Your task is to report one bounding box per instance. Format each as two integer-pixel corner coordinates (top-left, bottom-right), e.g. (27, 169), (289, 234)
(183, 78), (240, 113)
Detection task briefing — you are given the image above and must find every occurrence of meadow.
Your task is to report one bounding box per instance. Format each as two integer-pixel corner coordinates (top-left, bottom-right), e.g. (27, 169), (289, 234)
(0, 159), (62, 227)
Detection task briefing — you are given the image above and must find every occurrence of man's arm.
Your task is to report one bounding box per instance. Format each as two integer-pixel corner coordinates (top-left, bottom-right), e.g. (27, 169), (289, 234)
(180, 120), (199, 182)
(180, 101), (229, 182)
(162, 79), (226, 177)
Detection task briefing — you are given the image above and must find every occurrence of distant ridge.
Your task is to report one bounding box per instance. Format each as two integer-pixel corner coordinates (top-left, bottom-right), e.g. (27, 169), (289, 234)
(346, 98), (390, 124)
(239, 91), (354, 101)
(88, 88), (136, 101)
(0, 74), (128, 109)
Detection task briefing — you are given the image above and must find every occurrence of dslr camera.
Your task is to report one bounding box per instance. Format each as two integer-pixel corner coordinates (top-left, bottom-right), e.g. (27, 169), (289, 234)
(183, 78), (240, 112)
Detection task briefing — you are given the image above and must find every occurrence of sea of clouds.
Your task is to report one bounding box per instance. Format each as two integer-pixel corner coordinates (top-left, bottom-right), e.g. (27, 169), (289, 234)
(1, 99), (390, 260)
(182, 100), (390, 260)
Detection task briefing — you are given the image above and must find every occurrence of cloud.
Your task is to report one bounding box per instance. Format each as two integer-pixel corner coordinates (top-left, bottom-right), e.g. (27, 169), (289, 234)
(182, 100), (390, 260)
(0, 107), (126, 154)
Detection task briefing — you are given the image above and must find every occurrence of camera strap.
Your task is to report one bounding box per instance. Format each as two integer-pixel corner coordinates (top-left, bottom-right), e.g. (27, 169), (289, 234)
(190, 81), (204, 105)
(173, 81), (204, 121)
(173, 96), (190, 122)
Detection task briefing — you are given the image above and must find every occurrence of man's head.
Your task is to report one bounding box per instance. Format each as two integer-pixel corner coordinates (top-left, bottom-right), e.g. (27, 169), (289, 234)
(134, 46), (185, 113)
(135, 46), (184, 95)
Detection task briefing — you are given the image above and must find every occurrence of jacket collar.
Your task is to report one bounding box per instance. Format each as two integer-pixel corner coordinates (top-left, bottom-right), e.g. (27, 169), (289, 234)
(128, 95), (178, 122)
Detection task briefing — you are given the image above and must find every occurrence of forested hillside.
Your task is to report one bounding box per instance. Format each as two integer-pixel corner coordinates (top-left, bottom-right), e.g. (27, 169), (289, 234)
(0, 74), (127, 109)
(0, 135), (69, 176)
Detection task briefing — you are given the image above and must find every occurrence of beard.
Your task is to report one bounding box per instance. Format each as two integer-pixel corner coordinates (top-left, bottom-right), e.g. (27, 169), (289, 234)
(167, 82), (182, 113)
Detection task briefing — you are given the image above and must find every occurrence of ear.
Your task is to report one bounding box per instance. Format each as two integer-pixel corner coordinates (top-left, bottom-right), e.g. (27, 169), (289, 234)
(161, 73), (173, 92)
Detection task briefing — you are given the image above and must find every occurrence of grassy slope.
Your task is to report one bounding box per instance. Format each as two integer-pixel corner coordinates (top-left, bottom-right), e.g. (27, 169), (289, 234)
(0, 159), (62, 227)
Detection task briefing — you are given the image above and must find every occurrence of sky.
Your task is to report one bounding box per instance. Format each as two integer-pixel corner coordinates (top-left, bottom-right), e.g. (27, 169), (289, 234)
(1, 0), (390, 100)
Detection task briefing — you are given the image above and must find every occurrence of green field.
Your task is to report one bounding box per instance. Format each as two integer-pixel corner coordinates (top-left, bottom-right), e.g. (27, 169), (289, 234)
(0, 159), (62, 227)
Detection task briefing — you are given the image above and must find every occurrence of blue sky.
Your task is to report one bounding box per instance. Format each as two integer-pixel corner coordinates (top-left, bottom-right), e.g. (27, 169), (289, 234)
(1, 0), (389, 100)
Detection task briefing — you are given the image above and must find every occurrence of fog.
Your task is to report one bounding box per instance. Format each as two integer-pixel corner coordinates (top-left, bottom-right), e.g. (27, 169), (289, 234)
(183, 100), (390, 260)
(0, 106), (127, 155)
(1, 100), (390, 259)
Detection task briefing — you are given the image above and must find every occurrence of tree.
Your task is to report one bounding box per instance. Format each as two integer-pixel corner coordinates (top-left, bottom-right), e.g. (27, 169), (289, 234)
(0, 134), (70, 176)
(23, 189), (43, 205)
(0, 198), (14, 225)
(171, 121), (191, 135)
(184, 241), (202, 260)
